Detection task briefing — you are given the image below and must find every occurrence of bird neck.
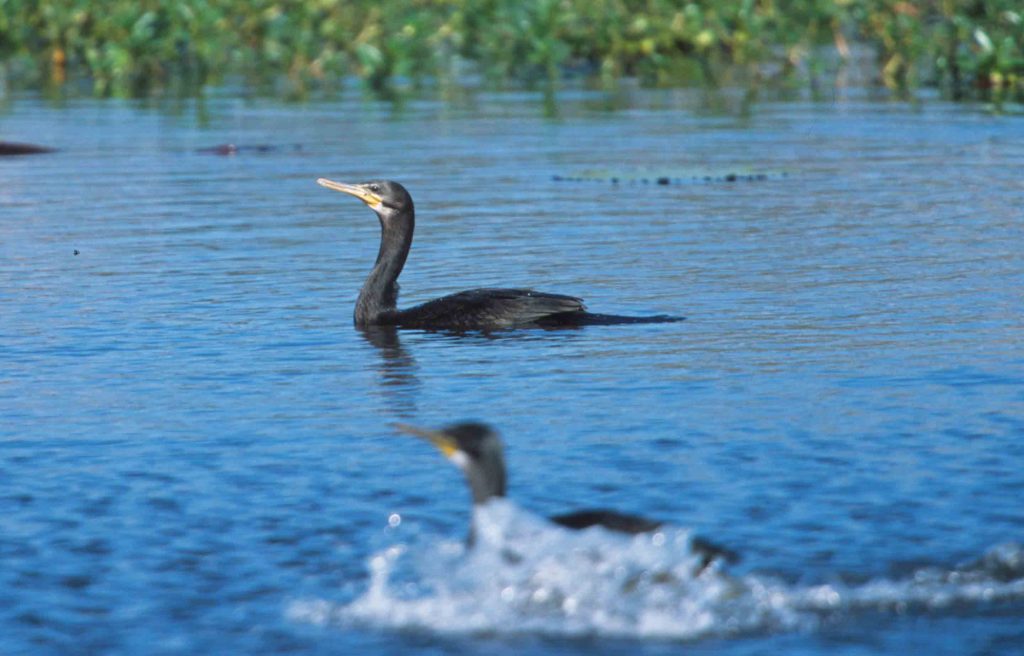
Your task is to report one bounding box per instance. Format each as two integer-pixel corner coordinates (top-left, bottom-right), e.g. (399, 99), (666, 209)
(468, 462), (506, 505)
(471, 487), (505, 505)
(355, 209), (414, 325)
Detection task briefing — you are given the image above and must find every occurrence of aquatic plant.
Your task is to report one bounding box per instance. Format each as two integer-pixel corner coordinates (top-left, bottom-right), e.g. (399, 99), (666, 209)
(0, 1), (1020, 100)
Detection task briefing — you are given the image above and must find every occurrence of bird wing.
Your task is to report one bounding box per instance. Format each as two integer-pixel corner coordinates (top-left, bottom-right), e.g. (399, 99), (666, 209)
(550, 509), (663, 533)
(550, 509), (739, 573)
(397, 288), (585, 329)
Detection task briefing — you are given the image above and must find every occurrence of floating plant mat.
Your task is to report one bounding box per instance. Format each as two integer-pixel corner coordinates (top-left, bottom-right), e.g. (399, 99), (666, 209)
(553, 167), (789, 185)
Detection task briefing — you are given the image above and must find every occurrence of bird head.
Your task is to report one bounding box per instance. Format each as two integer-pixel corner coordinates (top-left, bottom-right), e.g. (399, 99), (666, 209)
(317, 178), (414, 222)
(395, 421), (507, 504)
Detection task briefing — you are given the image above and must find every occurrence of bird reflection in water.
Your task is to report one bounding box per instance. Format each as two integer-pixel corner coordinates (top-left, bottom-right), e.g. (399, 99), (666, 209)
(358, 326), (420, 418)
(357, 324), (593, 419)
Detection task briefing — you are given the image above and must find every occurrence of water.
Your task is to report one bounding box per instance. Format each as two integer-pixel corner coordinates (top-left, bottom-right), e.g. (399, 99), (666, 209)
(1, 87), (1023, 655)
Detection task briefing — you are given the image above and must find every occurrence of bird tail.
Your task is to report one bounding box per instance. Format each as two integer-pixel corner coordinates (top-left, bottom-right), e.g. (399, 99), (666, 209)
(541, 312), (685, 326)
(691, 535), (741, 575)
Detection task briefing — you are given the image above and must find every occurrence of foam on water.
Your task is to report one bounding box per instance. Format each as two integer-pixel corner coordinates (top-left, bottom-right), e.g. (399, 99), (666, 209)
(288, 501), (1024, 641)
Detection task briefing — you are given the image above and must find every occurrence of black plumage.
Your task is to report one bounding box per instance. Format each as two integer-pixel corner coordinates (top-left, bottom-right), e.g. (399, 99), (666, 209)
(395, 421), (738, 574)
(550, 509), (663, 534)
(317, 178), (683, 330)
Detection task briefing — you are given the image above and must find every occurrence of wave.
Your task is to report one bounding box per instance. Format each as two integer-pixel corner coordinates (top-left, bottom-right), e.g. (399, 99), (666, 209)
(288, 500), (1024, 641)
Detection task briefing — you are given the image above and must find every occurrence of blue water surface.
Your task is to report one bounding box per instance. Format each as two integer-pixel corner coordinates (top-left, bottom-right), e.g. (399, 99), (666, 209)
(1, 87), (1023, 655)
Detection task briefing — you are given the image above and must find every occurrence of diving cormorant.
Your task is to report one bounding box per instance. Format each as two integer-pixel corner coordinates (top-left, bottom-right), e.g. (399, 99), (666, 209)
(317, 178), (683, 330)
(395, 421), (738, 573)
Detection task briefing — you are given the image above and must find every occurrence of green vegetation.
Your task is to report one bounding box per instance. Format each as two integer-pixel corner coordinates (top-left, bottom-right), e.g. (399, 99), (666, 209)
(1, 0), (1021, 100)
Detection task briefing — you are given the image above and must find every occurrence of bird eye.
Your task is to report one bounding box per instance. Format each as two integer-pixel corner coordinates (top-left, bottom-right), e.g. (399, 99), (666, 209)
(369, 184), (380, 193)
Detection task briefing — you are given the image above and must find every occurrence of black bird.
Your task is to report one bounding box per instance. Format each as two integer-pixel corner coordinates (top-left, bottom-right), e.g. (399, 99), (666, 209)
(395, 421), (738, 574)
(317, 178), (683, 330)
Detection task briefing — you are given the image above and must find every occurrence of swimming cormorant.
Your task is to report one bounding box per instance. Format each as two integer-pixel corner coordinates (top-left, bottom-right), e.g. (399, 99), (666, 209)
(317, 178), (683, 330)
(395, 421), (738, 574)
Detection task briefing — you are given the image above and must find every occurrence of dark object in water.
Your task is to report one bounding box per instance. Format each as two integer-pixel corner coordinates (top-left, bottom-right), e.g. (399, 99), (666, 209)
(316, 178), (684, 330)
(197, 143), (303, 156)
(553, 170), (781, 185)
(0, 142), (56, 156)
(74, 250), (80, 256)
(396, 421), (739, 575)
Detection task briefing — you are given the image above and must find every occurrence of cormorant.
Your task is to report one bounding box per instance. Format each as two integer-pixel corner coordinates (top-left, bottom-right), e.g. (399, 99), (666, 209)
(395, 421), (738, 574)
(317, 178), (683, 330)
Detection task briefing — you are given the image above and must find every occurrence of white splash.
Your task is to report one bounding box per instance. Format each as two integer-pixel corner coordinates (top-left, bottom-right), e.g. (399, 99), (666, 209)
(288, 500), (1024, 641)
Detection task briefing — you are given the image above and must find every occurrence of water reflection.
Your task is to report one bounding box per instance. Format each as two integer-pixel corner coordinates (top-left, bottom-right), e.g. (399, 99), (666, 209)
(358, 326), (419, 417)
(356, 323), (595, 417)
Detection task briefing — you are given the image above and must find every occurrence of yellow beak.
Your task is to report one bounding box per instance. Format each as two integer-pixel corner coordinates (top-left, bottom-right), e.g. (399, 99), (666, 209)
(317, 178), (383, 207)
(393, 423), (459, 458)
